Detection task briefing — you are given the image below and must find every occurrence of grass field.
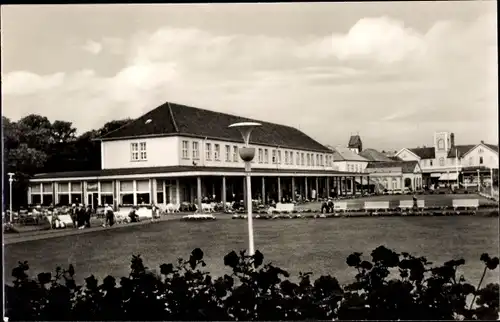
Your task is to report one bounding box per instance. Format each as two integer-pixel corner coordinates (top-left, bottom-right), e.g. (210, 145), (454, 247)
(5, 215), (498, 288)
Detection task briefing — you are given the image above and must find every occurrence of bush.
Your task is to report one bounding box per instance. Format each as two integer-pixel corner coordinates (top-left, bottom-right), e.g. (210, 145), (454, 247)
(4, 247), (499, 321)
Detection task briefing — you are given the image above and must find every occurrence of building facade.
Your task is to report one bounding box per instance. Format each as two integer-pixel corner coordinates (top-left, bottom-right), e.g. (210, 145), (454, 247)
(29, 101), (372, 209)
(396, 131), (498, 187)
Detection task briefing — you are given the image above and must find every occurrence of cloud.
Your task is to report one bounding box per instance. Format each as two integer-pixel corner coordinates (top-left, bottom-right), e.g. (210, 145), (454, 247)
(2, 13), (497, 149)
(82, 40), (102, 55)
(2, 71), (65, 95)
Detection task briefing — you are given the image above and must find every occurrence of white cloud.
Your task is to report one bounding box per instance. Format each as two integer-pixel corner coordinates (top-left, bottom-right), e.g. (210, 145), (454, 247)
(82, 40), (102, 55)
(2, 13), (497, 148)
(2, 71), (65, 95)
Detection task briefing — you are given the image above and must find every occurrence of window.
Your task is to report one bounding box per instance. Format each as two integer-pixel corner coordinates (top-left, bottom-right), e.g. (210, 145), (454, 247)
(439, 157), (444, 166)
(139, 142), (147, 160)
(257, 148), (263, 163)
(205, 143), (212, 160)
(131, 142), (147, 161)
(296, 152), (300, 165)
(316, 154), (320, 166)
(430, 160), (433, 166)
(285, 151), (289, 164)
(264, 149), (269, 163)
(182, 140), (189, 159)
(311, 154), (315, 166)
(437, 139), (445, 150)
(225, 145), (231, 161)
(272, 150), (277, 164)
(301, 153), (305, 165)
(479, 156), (483, 164)
(192, 142), (200, 159)
(131, 143), (139, 161)
(214, 144), (220, 161)
(277, 150), (281, 164)
(307, 154), (311, 166)
(233, 146), (238, 162)
(290, 151), (294, 165)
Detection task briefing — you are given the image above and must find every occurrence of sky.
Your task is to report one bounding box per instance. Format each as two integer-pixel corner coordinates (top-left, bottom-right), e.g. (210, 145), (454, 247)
(2, 2), (498, 151)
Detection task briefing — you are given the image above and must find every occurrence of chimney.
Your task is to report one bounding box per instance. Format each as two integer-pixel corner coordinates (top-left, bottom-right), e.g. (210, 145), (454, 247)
(450, 133), (455, 148)
(481, 140), (484, 144)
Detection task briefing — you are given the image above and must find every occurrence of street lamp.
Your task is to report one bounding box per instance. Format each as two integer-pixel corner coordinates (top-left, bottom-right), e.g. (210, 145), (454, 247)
(8, 172), (14, 223)
(229, 122), (261, 256)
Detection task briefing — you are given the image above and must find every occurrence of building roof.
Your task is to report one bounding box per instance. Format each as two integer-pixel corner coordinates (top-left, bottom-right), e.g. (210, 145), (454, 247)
(348, 135), (362, 148)
(408, 147), (435, 159)
(359, 148), (394, 162)
(366, 160), (419, 173)
(484, 144), (499, 152)
(332, 147), (369, 162)
(31, 166), (353, 180)
(99, 101), (331, 153)
(447, 145), (476, 158)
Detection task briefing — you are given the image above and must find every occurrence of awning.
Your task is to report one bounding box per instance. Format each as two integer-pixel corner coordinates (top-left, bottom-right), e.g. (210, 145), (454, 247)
(439, 173), (458, 181)
(430, 173), (442, 178)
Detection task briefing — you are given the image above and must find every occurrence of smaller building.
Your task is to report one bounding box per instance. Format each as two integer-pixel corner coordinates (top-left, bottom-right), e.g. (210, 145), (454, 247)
(365, 161), (423, 193)
(331, 146), (369, 173)
(348, 134), (363, 154)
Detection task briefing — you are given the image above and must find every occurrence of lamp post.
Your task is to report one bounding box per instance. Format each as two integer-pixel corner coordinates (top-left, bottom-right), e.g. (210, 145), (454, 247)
(8, 172), (14, 223)
(229, 122), (261, 256)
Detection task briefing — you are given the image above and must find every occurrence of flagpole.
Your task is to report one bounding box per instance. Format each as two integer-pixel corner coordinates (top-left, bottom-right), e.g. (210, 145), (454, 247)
(456, 148), (459, 188)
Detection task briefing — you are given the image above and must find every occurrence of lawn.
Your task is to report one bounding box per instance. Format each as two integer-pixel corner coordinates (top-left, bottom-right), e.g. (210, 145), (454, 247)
(5, 215), (498, 288)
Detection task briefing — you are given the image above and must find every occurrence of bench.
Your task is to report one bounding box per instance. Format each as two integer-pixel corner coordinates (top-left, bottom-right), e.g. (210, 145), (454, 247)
(452, 199), (479, 210)
(136, 208), (153, 220)
(399, 200), (426, 209)
(275, 203), (295, 213)
(46, 214), (74, 228)
(333, 202), (348, 212)
(165, 203), (180, 213)
(364, 201), (390, 212)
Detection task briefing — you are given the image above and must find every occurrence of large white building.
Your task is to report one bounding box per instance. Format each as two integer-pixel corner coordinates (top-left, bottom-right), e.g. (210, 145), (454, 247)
(396, 131), (498, 187)
(28, 101), (373, 209)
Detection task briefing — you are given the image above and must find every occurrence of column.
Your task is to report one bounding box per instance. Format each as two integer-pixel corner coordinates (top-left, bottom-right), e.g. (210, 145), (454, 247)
(326, 177), (330, 198)
(113, 180), (118, 211)
(278, 177), (282, 202)
(344, 176), (348, 196)
(197, 176), (202, 210)
(352, 176), (356, 195)
(305, 177), (308, 200)
(291, 177), (296, 201)
(54, 183), (59, 205)
(28, 186), (32, 205)
(151, 179), (157, 204)
(261, 177), (266, 204)
(222, 176), (227, 209)
(68, 182), (72, 204)
(133, 180), (138, 205)
(315, 177), (319, 201)
(176, 179), (180, 204)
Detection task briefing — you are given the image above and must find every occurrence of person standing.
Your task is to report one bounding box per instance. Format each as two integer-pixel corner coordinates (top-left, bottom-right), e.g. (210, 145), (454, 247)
(85, 205), (92, 228)
(70, 204), (77, 228)
(103, 204), (114, 227)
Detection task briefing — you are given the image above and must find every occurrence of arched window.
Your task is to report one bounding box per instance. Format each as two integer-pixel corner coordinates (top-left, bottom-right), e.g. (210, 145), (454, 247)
(479, 156), (483, 164)
(439, 157), (445, 166)
(437, 139), (445, 150)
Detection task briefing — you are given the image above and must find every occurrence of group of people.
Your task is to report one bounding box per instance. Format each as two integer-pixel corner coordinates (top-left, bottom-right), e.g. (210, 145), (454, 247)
(69, 204), (93, 229)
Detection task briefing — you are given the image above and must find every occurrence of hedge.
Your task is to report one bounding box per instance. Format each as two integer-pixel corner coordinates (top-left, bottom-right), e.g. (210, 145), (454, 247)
(4, 246), (499, 320)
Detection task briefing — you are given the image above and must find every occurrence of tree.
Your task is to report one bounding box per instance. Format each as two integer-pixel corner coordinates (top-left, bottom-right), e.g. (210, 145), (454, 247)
(51, 120), (77, 143)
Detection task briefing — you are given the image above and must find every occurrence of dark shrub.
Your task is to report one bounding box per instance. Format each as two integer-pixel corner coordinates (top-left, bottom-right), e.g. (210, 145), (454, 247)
(4, 248), (499, 321)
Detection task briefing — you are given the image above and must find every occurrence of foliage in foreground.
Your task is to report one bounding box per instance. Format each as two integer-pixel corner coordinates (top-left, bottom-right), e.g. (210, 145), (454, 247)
(5, 246), (499, 321)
